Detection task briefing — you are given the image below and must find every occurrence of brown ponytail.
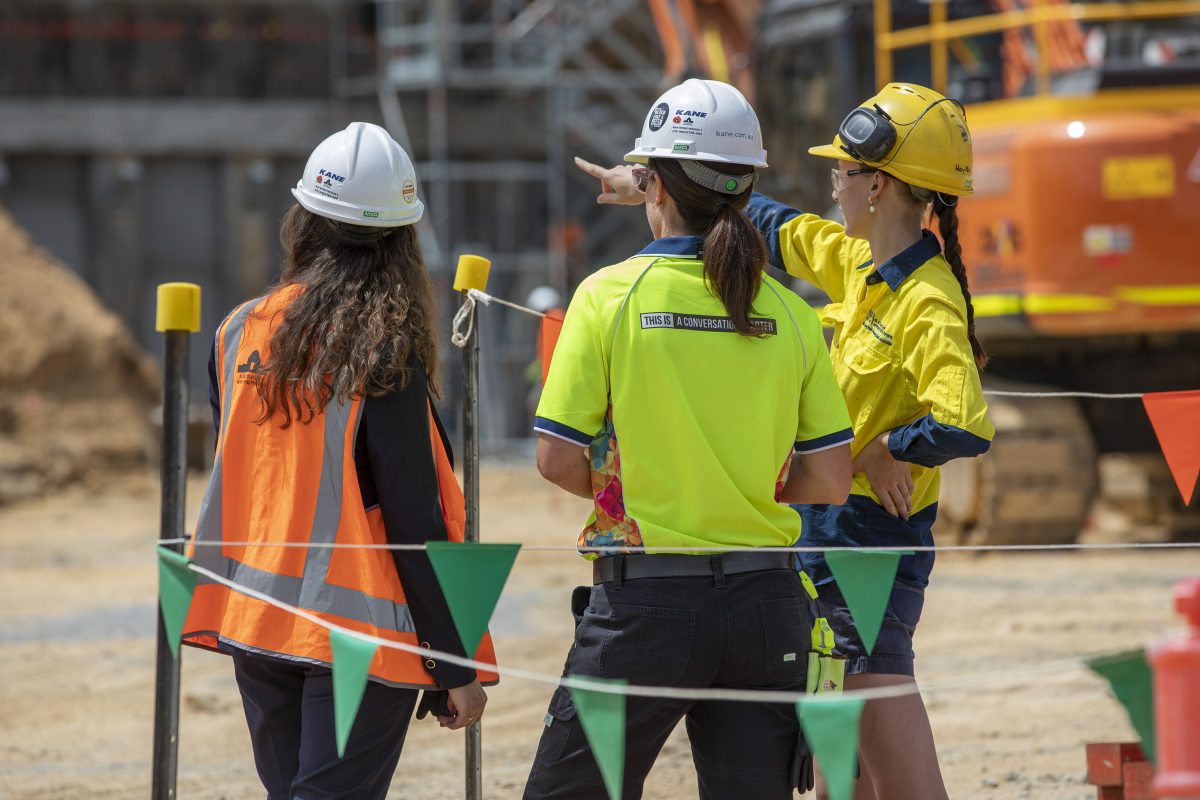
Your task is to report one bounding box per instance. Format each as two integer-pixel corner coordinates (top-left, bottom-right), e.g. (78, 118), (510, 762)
(932, 196), (988, 370)
(651, 158), (767, 336)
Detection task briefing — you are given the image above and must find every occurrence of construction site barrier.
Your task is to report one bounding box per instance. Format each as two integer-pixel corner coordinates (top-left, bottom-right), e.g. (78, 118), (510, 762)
(151, 281), (1198, 797)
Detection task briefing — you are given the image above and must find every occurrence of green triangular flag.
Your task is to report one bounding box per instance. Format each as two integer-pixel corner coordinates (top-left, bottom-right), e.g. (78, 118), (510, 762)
(798, 694), (865, 800)
(825, 550), (908, 654)
(426, 542), (520, 656)
(1086, 649), (1156, 764)
(156, 546), (197, 658)
(569, 678), (626, 800)
(330, 628), (378, 758)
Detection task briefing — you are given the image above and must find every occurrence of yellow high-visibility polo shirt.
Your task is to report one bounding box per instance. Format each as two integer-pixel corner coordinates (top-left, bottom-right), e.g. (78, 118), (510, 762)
(535, 235), (853, 554)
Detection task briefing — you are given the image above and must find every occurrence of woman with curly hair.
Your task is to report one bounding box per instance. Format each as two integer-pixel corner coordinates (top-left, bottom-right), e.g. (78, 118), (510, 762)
(181, 122), (493, 799)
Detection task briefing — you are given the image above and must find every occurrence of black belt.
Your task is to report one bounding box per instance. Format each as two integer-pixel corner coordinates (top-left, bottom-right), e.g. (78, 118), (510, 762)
(592, 552), (792, 584)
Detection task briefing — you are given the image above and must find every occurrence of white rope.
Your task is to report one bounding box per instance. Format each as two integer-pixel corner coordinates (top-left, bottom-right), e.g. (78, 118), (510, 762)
(983, 390), (1146, 399)
(451, 289), (549, 349)
(185, 561), (1107, 704)
(481, 292), (547, 319)
(161, 538), (1200, 553)
(449, 291), (481, 348)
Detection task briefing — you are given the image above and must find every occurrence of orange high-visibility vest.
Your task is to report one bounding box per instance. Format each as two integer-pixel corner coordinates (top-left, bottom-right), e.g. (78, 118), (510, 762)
(182, 286), (498, 687)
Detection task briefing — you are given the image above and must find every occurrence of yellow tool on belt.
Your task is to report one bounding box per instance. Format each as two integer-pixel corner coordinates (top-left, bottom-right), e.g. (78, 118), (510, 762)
(799, 572), (846, 696)
(792, 571), (847, 793)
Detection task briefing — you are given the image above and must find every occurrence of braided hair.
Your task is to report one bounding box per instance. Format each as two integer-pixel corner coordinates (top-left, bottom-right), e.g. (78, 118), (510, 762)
(907, 184), (988, 370)
(931, 195), (988, 369)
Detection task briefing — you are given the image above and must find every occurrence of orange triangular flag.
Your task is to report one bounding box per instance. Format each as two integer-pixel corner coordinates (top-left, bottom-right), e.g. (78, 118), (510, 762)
(539, 308), (565, 385)
(1142, 390), (1200, 505)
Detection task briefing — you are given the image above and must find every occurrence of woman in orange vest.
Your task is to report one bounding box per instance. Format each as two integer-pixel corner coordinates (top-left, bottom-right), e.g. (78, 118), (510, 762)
(181, 122), (495, 799)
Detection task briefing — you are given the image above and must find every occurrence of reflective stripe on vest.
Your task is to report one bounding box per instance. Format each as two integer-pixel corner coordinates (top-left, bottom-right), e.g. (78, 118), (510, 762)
(182, 288), (497, 687)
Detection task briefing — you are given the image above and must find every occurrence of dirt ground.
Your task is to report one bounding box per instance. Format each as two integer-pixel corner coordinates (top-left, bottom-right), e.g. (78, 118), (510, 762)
(2, 464), (1196, 800)
(0, 208), (158, 506)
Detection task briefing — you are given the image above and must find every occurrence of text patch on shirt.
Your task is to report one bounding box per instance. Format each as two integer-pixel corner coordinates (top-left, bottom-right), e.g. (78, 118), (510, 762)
(862, 311), (893, 346)
(640, 312), (777, 335)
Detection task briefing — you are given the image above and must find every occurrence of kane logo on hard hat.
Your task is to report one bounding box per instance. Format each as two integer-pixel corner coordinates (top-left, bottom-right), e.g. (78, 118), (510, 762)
(649, 102), (669, 132)
(402, 180), (416, 204)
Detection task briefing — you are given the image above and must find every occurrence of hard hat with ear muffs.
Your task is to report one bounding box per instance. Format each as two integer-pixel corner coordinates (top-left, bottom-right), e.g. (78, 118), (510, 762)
(809, 83), (974, 196)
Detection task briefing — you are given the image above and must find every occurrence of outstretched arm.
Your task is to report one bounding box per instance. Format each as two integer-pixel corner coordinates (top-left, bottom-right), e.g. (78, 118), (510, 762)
(574, 157), (644, 206)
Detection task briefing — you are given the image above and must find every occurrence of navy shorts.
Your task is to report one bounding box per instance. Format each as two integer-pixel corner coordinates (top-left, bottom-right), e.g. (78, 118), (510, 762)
(808, 576), (925, 677)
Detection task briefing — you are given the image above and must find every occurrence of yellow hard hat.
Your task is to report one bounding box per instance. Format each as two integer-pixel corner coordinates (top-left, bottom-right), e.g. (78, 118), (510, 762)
(808, 83), (973, 196)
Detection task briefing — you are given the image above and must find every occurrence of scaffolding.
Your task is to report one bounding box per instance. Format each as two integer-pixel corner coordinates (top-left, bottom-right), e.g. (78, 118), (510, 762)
(347, 0), (668, 446)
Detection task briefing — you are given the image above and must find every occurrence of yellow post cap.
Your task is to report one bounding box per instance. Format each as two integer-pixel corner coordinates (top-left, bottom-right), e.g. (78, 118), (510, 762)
(453, 254), (492, 293)
(156, 282), (202, 333)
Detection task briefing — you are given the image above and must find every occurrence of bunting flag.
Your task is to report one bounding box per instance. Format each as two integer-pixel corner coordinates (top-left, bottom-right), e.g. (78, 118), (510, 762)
(539, 308), (566, 384)
(797, 694), (865, 800)
(569, 678), (627, 800)
(825, 550), (908, 654)
(330, 629), (379, 758)
(1142, 389), (1200, 505)
(156, 547), (197, 658)
(1086, 649), (1156, 764)
(425, 542), (521, 656)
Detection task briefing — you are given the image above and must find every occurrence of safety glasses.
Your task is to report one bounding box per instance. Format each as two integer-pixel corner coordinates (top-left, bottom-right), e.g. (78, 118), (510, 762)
(830, 166), (877, 191)
(632, 167), (657, 193)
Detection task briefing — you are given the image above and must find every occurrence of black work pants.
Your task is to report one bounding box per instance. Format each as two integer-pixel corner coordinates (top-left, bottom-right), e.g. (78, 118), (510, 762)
(523, 566), (810, 800)
(231, 648), (419, 800)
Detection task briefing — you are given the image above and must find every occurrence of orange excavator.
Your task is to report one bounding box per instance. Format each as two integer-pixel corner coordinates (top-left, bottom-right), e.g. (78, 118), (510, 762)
(661, 0), (1200, 544)
(877, 0), (1200, 545)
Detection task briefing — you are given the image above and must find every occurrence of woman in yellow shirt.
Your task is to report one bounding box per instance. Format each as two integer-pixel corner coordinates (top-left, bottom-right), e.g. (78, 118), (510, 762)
(577, 83), (995, 799)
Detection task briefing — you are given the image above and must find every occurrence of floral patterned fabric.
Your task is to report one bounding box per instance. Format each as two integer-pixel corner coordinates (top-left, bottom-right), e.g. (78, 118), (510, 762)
(579, 408), (643, 551)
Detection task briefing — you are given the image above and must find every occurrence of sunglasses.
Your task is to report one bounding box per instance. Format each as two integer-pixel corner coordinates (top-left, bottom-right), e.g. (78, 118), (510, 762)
(632, 167), (657, 193)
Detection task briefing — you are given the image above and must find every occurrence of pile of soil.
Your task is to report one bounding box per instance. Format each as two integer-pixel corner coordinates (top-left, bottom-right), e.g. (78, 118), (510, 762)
(0, 206), (158, 504)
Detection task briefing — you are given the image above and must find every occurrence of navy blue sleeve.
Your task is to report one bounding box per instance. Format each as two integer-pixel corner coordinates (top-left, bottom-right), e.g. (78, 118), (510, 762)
(888, 413), (992, 468)
(359, 366), (477, 690)
(745, 192), (802, 274)
(208, 335), (220, 437)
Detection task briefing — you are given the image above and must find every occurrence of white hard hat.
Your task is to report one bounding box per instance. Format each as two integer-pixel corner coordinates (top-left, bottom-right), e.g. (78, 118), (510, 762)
(624, 79), (768, 168)
(292, 122), (424, 228)
(526, 286), (563, 313)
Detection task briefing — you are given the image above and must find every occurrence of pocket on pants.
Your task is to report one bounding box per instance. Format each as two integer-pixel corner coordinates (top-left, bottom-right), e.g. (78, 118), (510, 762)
(599, 604), (695, 686)
(535, 684), (579, 763)
(760, 596), (808, 684)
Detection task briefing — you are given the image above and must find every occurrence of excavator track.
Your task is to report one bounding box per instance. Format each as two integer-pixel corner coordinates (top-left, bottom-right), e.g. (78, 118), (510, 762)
(938, 383), (1099, 546)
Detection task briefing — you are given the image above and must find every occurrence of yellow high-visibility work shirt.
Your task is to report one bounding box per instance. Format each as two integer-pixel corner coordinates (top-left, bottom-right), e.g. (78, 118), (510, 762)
(747, 193), (994, 586)
(534, 235), (853, 555)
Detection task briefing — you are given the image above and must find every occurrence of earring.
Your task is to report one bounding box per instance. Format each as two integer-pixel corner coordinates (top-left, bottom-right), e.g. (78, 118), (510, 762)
(868, 199), (876, 214)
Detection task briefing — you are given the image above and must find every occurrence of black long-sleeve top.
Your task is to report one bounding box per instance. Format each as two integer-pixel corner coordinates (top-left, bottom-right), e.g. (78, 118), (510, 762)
(209, 345), (477, 689)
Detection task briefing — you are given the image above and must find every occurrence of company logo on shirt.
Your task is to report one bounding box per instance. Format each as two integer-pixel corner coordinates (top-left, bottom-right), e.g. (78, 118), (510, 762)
(863, 311), (893, 346)
(641, 312), (776, 335)
(236, 350), (268, 383)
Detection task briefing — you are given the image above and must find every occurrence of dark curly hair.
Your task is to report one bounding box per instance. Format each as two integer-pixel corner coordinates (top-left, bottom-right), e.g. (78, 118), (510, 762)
(254, 204), (441, 427)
